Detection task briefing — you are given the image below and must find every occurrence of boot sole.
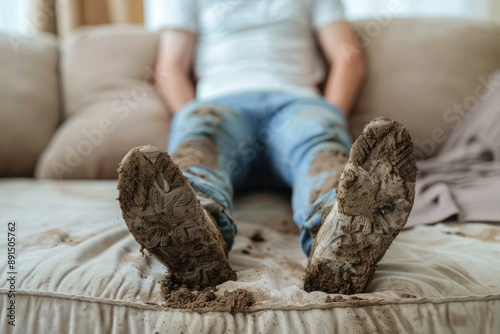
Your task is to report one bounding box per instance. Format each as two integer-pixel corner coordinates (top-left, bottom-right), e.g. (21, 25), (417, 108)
(304, 117), (417, 294)
(117, 145), (236, 288)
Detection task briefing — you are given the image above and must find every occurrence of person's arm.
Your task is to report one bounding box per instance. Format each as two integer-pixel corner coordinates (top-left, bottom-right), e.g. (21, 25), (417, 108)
(317, 21), (366, 118)
(155, 29), (196, 113)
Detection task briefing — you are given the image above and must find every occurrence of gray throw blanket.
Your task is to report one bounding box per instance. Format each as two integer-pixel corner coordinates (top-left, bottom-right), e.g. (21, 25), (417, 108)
(407, 71), (500, 227)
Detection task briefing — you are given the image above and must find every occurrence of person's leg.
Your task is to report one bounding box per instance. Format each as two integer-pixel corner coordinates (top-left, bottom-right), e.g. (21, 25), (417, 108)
(167, 101), (257, 248)
(304, 118), (417, 294)
(118, 100), (256, 288)
(265, 95), (352, 256)
(265, 95), (417, 294)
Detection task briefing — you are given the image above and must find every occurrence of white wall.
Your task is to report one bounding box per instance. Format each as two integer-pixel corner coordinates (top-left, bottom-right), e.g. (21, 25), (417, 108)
(494, 0), (500, 22)
(343, 0), (494, 21)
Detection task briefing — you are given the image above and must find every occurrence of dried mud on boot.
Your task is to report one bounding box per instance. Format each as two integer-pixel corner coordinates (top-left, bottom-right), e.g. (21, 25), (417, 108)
(304, 118), (417, 294)
(117, 145), (236, 289)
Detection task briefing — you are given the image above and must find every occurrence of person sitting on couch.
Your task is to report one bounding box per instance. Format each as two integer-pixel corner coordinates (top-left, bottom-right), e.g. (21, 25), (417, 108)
(117, 0), (417, 294)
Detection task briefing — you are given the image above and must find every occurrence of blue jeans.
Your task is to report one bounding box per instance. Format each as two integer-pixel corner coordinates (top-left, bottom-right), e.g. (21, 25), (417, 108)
(168, 91), (352, 256)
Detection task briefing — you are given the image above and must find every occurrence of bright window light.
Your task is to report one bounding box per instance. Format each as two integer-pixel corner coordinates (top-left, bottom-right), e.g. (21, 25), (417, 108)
(343, 0), (494, 21)
(144, 0), (496, 29)
(0, 0), (31, 34)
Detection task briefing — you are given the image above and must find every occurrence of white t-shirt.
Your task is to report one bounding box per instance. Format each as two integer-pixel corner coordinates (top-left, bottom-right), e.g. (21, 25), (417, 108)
(157, 0), (345, 100)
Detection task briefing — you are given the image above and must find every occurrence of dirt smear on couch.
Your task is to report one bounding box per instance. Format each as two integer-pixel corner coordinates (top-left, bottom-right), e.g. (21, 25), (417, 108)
(161, 279), (255, 313)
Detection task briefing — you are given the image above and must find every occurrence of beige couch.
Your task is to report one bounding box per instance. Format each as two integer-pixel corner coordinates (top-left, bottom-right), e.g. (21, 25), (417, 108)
(2, 19), (500, 179)
(1, 19), (500, 333)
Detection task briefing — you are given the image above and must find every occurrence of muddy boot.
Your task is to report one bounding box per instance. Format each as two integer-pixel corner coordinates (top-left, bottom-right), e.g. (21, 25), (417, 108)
(117, 145), (236, 288)
(304, 118), (417, 294)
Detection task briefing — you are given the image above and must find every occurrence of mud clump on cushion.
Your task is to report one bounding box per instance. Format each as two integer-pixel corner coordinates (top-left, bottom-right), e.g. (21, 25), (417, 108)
(250, 231), (265, 242)
(161, 279), (255, 313)
(325, 295), (345, 303)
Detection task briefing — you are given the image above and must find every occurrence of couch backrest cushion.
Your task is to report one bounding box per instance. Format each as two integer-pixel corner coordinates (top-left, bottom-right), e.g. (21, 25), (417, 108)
(36, 19), (500, 179)
(0, 32), (59, 176)
(35, 25), (170, 179)
(350, 19), (500, 159)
